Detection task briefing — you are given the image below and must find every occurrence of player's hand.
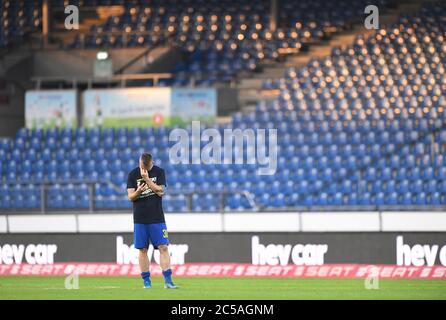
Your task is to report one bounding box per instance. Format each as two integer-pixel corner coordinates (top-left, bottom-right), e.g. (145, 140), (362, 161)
(136, 183), (148, 194)
(140, 166), (149, 180)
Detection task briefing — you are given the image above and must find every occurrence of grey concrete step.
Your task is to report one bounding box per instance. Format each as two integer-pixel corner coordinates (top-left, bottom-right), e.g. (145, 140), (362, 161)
(254, 69), (287, 80)
(238, 78), (265, 89)
(238, 89), (279, 105)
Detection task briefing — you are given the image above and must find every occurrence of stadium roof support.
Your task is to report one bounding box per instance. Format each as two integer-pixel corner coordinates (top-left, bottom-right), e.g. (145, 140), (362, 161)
(270, 0), (278, 32)
(42, 0), (50, 49)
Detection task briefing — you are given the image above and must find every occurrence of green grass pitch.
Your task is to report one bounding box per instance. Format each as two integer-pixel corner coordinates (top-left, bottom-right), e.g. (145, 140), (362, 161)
(0, 277), (445, 300)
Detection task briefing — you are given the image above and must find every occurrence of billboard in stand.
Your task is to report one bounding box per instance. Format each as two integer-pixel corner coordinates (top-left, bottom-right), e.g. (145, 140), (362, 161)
(25, 90), (78, 129)
(171, 88), (217, 125)
(83, 87), (172, 128)
(82, 88), (217, 128)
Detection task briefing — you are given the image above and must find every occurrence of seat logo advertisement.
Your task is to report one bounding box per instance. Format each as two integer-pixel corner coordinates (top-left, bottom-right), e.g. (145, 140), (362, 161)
(25, 90), (78, 129)
(0, 234), (445, 278)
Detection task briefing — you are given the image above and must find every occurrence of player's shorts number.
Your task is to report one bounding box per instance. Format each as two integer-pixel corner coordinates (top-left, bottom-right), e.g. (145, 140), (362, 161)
(162, 229), (168, 238)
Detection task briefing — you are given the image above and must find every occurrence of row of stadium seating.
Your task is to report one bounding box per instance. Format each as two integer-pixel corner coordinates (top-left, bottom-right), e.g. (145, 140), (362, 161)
(2, 179), (446, 211)
(68, 0), (388, 86)
(0, 0), (387, 85)
(2, 2), (446, 211)
(0, 0), (42, 47)
(52, 0), (124, 6)
(253, 2), (446, 208)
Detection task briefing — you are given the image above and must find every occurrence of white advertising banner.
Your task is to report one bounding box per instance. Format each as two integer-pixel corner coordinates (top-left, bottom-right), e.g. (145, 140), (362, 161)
(171, 88), (217, 124)
(83, 88), (172, 128)
(25, 90), (78, 129)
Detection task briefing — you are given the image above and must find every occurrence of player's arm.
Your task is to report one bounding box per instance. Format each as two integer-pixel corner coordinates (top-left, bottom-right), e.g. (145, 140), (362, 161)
(143, 179), (165, 197)
(154, 185), (165, 197)
(127, 183), (148, 202)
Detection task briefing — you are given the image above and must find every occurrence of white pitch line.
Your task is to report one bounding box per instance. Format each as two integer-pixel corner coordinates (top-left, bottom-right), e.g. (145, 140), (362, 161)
(42, 286), (121, 290)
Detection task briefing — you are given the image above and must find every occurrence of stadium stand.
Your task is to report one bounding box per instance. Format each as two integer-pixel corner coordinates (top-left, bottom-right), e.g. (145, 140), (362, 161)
(66, 0), (387, 86)
(1, 1), (446, 212)
(252, 2), (446, 208)
(0, 0), (42, 48)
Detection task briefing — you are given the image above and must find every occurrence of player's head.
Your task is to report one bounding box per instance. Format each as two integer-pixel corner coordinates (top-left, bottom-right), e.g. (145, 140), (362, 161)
(140, 152), (153, 171)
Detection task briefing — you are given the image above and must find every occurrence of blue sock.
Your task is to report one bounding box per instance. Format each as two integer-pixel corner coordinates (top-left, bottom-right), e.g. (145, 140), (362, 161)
(141, 271), (151, 282)
(162, 269), (173, 282)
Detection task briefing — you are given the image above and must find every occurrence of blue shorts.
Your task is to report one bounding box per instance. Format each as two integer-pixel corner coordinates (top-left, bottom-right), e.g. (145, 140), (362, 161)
(134, 223), (169, 249)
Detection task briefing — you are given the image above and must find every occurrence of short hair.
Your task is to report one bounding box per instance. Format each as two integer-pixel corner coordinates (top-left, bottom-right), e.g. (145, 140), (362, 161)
(141, 153), (152, 166)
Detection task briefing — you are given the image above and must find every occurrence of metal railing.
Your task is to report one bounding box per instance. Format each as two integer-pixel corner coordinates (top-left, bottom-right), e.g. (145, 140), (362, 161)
(0, 181), (258, 214)
(114, 46), (157, 75)
(31, 72), (174, 89)
(1, 178), (446, 214)
(175, 189), (259, 213)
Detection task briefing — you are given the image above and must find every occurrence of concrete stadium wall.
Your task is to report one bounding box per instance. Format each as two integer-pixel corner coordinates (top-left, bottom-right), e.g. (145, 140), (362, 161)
(1, 212), (446, 233)
(217, 88), (239, 116)
(0, 55), (32, 137)
(32, 47), (171, 78)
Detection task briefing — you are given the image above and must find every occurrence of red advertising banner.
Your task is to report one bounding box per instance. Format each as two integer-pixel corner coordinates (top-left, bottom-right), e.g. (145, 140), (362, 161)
(0, 263), (445, 279)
